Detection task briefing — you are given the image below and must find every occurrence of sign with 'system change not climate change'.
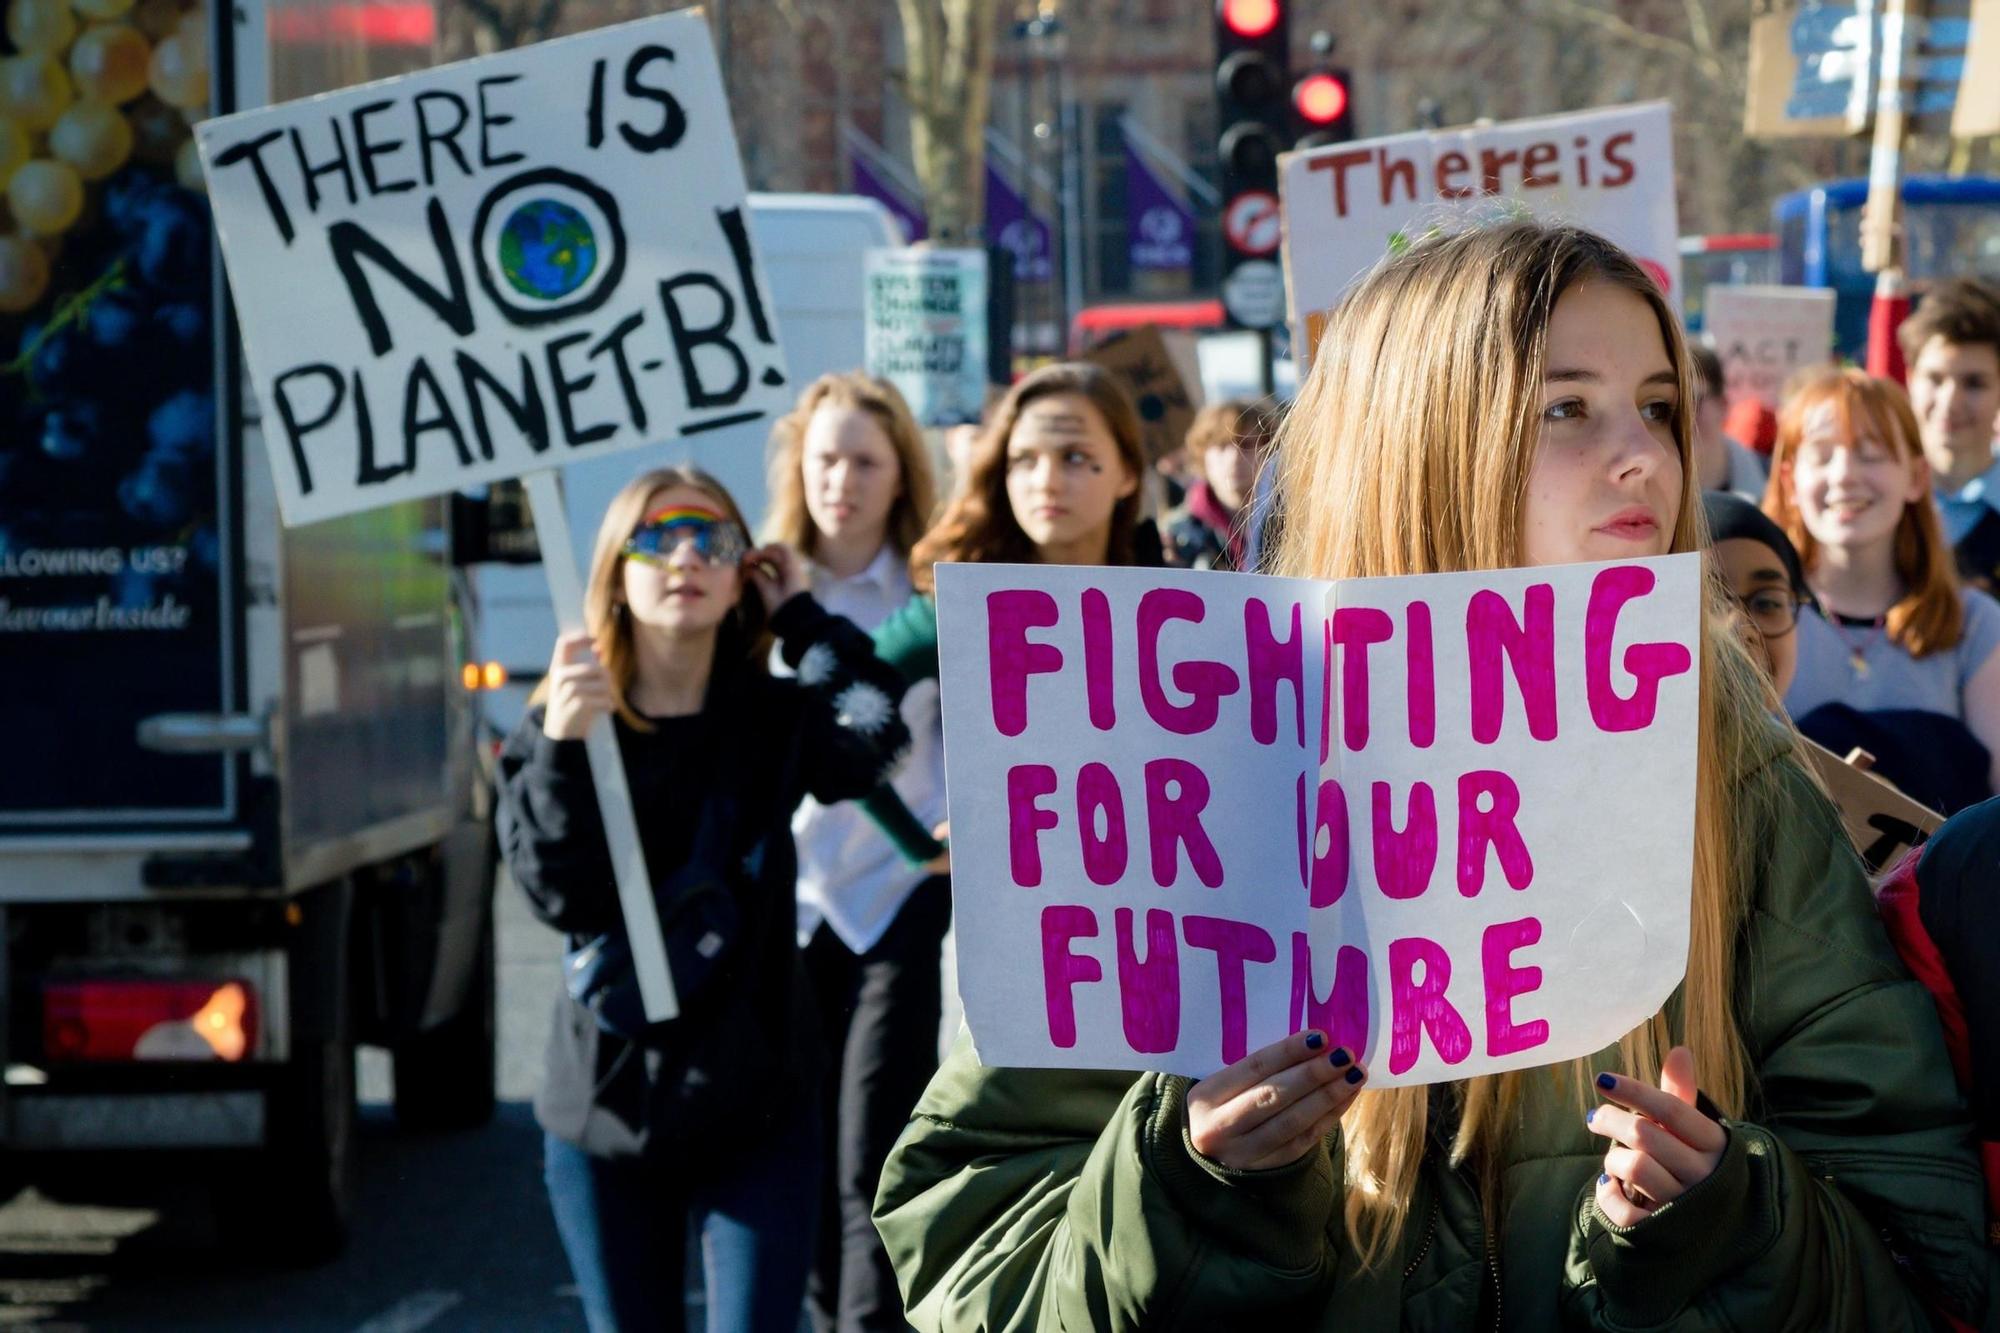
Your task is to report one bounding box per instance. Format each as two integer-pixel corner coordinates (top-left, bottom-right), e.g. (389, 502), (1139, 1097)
(195, 11), (791, 526)
(937, 556), (1701, 1084)
(1281, 103), (1681, 362)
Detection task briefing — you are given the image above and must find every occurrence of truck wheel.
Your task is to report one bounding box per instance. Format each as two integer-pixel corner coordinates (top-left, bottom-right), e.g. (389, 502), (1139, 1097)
(222, 1031), (357, 1264)
(391, 913), (496, 1132)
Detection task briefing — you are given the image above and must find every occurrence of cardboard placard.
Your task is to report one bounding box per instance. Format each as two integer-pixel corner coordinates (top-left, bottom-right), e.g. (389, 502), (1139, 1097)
(1802, 738), (1944, 871)
(938, 555), (1701, 1083)
(1706, 285), (1837, 411)
(864, 247), (989, 428)
(196, 12), (791, 528)
(1079, 324), (1201, 468)
(1281, 103), (1680, 362)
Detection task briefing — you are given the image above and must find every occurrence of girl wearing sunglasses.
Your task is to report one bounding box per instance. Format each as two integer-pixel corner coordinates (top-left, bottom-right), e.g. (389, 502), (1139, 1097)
(496, 467), (917, 1333)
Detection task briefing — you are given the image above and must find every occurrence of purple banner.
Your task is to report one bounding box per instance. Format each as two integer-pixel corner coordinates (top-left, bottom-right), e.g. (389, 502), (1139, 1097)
(849, 146), (927, 242)
(986, 157), (1053, 284)
(1125, 128), (1194, 272)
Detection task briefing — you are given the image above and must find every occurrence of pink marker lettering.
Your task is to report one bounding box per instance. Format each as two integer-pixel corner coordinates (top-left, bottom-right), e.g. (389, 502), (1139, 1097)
(1245, 598), (1306, 746)
(1310, 777), (1349, 907)
(1184, 915), (1277, 1065)
(1456, 770), (1534, 896)
(1076, 761), (1129, 886)
(1482, 916), (1549, 1057)
(1116, 907), (1180, 1054)
(1586, 566), (1692, 732)
(1081, 587), (1116, 731)
(1144, 758), (1224, 888)
(1332, 607), (1393, 752)
(1319, 617), (1335, 764)
(1041, 905), (1101, 1048)
(1139, 588), (1241, 736)
(1466, 584), (1558, 744)
(1406, 600), (1437, 748)
(988, 590), (1063, 738)
(1007, 764), (1060, 887)
(1387, 935), (1473, 1075)
(1289, 934), (1370, 1058)
(1372, 781), (1438, 899)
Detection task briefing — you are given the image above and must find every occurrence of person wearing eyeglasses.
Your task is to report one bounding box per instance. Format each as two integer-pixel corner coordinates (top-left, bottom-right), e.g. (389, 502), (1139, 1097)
(495, 467), (916, 1333)
(1702, 491), (1808, 698)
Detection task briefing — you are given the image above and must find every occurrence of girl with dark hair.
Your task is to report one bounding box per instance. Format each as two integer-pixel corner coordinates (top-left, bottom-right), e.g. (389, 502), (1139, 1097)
(497, 466), (915, 1333)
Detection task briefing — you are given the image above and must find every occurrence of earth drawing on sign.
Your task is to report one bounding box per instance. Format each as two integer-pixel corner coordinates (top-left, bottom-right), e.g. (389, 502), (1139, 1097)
(498, 199), (597, 301)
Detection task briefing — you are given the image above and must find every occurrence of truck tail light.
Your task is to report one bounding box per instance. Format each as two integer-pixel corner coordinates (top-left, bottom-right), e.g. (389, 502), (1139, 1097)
(43, 980), (257, 1063)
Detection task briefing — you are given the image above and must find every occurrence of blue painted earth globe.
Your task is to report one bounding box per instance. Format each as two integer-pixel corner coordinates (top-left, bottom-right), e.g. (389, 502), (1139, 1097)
(499, 199), (597, 301)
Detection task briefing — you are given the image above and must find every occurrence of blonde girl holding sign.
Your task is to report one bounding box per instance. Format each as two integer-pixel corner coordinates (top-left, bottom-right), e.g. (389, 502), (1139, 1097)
(496, 467), (916, 1333)
(873, 224), (1990, 1330)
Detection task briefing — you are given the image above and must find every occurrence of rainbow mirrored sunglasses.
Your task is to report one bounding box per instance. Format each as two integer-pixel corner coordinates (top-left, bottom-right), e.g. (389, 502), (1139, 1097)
(623, 505), (750, 567)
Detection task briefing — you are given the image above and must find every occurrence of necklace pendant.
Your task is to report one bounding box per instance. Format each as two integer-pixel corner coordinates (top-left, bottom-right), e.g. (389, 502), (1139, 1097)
(1852, 651), (1870, 679)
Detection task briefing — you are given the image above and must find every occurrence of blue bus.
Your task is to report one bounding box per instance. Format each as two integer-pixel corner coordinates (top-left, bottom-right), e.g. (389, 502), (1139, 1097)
(1774, 175), (2000, 359)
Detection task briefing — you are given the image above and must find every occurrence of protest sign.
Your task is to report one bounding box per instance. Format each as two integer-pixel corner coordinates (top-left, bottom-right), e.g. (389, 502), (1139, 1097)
(936, 555), (1701, 1084)
(1705, 285), (1836, 411)
(196, 11), (790, 527)
(1280, 104), (1680, 361)
(1803, 738), (1944, 872)
(1079, 324), (1201, 469)
(198, 12), (794, 1022)
(864, 248), (989, 427)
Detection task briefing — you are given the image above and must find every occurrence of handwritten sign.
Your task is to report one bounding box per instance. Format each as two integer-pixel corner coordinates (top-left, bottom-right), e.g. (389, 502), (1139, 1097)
(1281, 103), (1680, 361)
(1705, 285), (1836, 412)
(937, 556), (1701, 1084)
(1079, 323), (1200, 468)
(864, 247), (988, 428)
(196, 12), (790, 526)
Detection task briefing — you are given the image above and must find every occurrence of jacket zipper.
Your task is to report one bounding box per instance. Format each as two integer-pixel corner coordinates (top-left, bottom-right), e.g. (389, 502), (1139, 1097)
(1484, 1222), (1503, 1332)
(1400, 1196), (1440, 1281)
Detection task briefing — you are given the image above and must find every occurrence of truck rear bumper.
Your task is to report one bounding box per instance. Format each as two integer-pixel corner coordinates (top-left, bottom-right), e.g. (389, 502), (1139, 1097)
(8, 1090), (265, 1149)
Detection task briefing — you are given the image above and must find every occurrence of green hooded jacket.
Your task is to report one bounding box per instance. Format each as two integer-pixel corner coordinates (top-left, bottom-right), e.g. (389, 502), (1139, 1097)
(875, 721), (1994, 1332)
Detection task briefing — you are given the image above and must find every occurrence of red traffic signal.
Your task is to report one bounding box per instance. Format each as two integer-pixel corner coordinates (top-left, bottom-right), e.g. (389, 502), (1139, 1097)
(1293, 71), (1349, 126)
(1219, 0), (1280, 39)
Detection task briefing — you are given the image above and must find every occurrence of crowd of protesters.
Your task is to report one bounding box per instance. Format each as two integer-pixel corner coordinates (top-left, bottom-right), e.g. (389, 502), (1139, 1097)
(493, 222), (2000, 1331)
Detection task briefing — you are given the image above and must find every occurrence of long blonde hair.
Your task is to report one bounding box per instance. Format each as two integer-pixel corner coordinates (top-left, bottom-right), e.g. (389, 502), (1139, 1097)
(530, 467), (771, 731)
(764, 372), (939, 561)
(1273, 221), (1764, 1266)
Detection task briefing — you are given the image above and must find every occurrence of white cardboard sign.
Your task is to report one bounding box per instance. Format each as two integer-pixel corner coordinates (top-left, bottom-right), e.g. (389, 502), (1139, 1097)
(864, 247), (989, 428)
(196, 12), (791, 526)
(937, 555), (1701, 1084)
(1705, 285), (1837, 411)
(1281, 103), (1681, 361)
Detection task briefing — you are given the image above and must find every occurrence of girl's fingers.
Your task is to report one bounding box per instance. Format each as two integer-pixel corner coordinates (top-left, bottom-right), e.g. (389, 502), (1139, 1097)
(1227, 1060), (1367, 1164)
(1585, 1103), (1708, 1187)
(1601, 1146), (1684, 1207)
(1193, 1029), (1328, 1106)
(1595, 1071), (1726, 1155)
(1595, 1170), (1649, 1228)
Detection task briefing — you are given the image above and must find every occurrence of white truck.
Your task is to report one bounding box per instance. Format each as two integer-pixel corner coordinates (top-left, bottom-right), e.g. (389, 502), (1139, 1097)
(0, 0), (494, 1259)
(458, 193), (903, 737)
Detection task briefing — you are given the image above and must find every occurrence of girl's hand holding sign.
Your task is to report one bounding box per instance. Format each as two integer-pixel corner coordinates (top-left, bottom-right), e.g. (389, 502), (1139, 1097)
(542, 631), (614, 741)
(1588, 1045), (1727, 1225)
(1187, 1029), (1370, 1171)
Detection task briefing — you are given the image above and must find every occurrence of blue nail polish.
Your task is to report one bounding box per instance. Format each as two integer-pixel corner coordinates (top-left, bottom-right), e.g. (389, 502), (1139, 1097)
(1329, 1047), (1352, 1068)
(1596, 1073), (1617, 1091)
(1586, 1108), (1595, 1125)
(1344, 1066), (1365, 1085)
(1305, 1032), (1324, 1051)
(1599, 1172), (1609, 1185)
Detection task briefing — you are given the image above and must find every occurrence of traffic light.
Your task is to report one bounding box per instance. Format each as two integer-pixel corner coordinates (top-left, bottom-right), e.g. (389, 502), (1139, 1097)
(1214, 0), (1290, 331)
(1214, 0), (1290, 199)
(1293, 66), (1354, 149)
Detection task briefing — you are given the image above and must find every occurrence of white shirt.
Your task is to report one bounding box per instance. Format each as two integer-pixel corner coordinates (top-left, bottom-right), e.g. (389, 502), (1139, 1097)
(772, 544), (947, 953)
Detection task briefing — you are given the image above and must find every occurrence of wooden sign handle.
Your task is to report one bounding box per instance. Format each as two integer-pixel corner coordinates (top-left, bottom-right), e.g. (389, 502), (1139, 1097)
(522, 468), (680, 1023)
